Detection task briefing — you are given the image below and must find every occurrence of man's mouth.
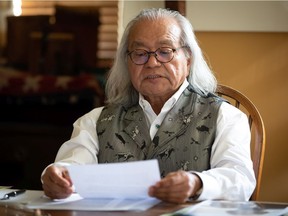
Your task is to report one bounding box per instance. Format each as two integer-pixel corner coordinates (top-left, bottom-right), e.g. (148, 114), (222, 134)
(146, 75), (161, 79)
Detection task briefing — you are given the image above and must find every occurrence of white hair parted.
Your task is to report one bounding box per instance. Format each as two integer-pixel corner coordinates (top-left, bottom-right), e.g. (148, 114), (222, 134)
(105, 8), (217, 106)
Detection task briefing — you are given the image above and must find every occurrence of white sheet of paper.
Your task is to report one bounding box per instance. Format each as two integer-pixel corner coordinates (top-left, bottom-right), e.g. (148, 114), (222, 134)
(67, 159), (161, 199)
(0, 190), (160, 212)
(162, 200), (288, 216)
(27, 194), (161, 211)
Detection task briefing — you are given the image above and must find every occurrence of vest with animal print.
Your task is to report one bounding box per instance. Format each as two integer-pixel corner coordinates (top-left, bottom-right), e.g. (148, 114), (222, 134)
(96, 86), (224, 177)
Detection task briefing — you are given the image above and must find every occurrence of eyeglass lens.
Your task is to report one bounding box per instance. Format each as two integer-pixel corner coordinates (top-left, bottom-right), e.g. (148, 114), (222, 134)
(129, 47), (175, 65)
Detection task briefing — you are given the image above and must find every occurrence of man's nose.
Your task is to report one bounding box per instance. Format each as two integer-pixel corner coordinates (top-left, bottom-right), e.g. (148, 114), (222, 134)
(146, 53), (161, 66)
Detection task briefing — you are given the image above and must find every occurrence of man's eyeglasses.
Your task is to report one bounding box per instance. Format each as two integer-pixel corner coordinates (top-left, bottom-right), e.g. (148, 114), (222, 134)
(127, 46), (187, 65)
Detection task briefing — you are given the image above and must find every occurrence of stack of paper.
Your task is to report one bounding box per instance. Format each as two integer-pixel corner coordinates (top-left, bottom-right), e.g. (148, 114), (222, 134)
(0, 160), (161, 211)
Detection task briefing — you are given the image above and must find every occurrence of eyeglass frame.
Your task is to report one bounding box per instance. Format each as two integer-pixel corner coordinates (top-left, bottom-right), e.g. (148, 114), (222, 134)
(126, 46), (188, 65)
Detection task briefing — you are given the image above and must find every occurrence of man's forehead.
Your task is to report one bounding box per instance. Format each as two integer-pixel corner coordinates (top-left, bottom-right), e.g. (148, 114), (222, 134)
(128, 19), (181, 46)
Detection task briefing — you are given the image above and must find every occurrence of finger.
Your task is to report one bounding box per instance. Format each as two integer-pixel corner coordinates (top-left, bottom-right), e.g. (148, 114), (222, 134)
(43, 178), (73, 199)
(49, 167), (71, 187)
(42, 166), (73, 199)
(151, 189), (188, 204)
(149, 171), (193, 203)
(152, 183), (191, 199)
(158, 171), (188, 188)
(62, 170), (73, 186)
(43, 182), (72, 199)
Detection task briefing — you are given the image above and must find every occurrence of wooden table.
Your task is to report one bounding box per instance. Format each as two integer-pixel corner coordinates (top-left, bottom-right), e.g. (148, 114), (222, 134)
(2, 200), (288, 216)
(0, 201), (190, 216)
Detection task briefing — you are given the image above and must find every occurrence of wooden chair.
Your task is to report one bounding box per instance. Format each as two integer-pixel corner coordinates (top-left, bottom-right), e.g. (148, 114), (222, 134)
(216, 84), (266, 201)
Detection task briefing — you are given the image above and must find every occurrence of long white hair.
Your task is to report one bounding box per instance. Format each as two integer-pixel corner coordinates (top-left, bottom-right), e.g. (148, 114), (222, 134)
(105, 8), (217, 106)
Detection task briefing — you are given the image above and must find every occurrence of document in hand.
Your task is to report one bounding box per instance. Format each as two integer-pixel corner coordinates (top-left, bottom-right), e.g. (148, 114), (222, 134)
(12, 160), (161, 211)
(67, 159), (161, 199)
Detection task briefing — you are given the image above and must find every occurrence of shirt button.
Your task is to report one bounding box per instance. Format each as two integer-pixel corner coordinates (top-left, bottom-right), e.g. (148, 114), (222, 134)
(155, 124), (160, 129)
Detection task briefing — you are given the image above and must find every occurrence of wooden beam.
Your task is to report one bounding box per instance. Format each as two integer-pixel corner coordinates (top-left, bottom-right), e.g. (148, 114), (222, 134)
(165, 0), (186, 16)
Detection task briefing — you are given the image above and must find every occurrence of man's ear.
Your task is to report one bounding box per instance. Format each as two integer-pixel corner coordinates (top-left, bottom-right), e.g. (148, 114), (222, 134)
(186, 48), (193, 67)
(186, 53), (193, 72)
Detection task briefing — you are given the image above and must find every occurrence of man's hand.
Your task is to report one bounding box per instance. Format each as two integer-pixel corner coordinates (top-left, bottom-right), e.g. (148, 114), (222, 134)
(148, 170), (202, 204)
(42, 165), (74, 199)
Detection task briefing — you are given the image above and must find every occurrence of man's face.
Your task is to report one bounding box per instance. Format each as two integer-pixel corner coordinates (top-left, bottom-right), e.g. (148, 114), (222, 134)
(127, 18), (191, 103)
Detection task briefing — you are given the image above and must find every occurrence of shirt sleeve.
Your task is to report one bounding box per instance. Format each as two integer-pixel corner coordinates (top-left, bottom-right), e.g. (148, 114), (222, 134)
(54, 106), (104, 165)
(192, 102), (256, 201)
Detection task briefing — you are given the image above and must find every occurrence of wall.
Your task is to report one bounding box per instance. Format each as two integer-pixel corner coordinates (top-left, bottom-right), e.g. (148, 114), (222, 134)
(121, 1), (288, 202)
(187, 1), (288, 32)
(188, 1), (288, 203)
(196, 31), (288, 202)
(121, 0), (164, 28)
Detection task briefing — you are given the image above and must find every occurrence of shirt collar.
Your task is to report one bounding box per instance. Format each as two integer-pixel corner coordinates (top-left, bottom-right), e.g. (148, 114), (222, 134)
(139, 79), (189, 112)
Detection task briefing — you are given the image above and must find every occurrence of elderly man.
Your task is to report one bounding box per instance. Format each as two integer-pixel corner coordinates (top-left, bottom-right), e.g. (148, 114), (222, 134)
(41, 8), (255, 204)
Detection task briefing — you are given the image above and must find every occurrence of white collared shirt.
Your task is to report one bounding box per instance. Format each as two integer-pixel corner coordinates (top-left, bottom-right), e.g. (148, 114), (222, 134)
(139, 79), (189, 139)
(52, 80), (256, 201)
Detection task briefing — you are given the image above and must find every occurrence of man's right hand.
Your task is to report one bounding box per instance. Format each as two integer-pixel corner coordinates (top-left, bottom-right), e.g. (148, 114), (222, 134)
(41, 165), (74, 199)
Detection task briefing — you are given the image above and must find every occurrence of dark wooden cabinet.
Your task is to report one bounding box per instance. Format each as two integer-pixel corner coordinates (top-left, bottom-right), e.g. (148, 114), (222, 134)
(0, 123), (72, 189)
(6, 15), (51, 69)
(6, 6), (100, 75)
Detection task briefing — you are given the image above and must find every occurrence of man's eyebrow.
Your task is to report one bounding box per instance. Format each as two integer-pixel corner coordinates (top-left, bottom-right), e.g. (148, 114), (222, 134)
(130, 41), (145, 48)
(159, 39), (174, 46)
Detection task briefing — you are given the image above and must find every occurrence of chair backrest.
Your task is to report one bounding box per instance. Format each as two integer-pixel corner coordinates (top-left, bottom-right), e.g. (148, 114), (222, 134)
(216, 84), (266, 201)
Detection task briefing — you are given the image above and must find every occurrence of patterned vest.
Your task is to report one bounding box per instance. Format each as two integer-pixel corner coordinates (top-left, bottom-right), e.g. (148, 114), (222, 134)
(96, 86), (224, 177)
